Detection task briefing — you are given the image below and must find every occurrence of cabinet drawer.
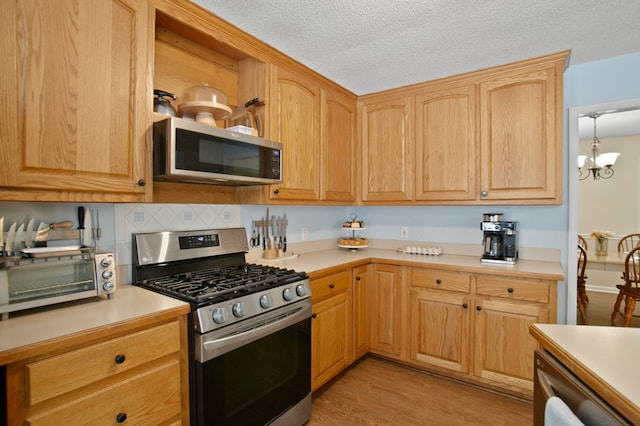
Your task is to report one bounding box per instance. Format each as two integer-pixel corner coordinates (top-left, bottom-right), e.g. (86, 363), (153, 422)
(26, 359), (182, 426)
(411, 269), (470, 293)
(27, 321), (181, 405)
(476, 276), (550, 303)
(311, 270), (350, 301)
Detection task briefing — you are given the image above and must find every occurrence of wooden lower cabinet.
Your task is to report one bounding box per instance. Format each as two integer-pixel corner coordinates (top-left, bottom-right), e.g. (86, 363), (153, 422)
(6, 318), (188, 425)
(410, 287), (471, 373)
(368, 264), (404, 359)
(309, 262), (558, 399)
(408, 267), (556, 398)
(472, 275), (554, 395)
(310, 269), (352, 391)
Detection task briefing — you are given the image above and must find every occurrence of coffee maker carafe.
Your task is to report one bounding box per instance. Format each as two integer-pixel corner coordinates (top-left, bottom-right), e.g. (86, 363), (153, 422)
(481, 213), (518, 264)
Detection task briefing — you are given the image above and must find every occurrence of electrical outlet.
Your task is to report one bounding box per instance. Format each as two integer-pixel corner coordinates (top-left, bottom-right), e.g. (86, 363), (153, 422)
(401, 226), (409, 238)
(301, 227), (309, 241)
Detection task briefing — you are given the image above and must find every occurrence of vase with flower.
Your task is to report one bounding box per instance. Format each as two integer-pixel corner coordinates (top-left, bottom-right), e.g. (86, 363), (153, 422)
(590, 229), (615, 256)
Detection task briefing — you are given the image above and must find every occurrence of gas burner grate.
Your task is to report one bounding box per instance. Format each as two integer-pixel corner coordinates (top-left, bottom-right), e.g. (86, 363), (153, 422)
(139, 263), (308, 305)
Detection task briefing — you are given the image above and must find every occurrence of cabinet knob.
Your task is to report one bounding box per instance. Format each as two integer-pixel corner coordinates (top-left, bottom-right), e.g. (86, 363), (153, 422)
(462, 303), (468, 309)
(273, 188), (280, 195)
(137, 179), (146, 187)
(476, 306), (482, 311)
(481, 190), (488, 197)
(311, 313), (317, 319)
(116, 413), (127, 423)
(356, 276), (361, 281)
(507, 287), (514, 293)
(114, 354), (126, 364)
(435, 279), (441, 285)
(329, 283), (335, 289)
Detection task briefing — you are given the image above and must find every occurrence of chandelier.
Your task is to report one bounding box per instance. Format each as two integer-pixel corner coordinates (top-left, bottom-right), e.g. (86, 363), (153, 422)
(578, 114), (620, 180)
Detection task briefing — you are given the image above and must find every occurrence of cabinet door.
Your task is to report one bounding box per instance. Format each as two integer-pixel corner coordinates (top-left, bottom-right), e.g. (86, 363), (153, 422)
(479, 62), (562, 202)
(321, 89), (357, 202)
(410, 288), (470, 373)
(269, 66), (320, 201)
(0, 0), (150, 202)
(369, 264), (404, 358)
(352, 265), (369, 360)
(473, 297), (549, 393)
(311, 289), (351, 391)
(360, 96), (414, 202)
(415, 83), (477, 201)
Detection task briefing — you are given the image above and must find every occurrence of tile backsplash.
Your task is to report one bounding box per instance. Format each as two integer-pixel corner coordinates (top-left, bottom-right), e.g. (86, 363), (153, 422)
(115, 203), (241, 283)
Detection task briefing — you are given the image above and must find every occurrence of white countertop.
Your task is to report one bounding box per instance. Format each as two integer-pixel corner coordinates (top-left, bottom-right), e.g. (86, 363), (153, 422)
(0, 286), (190, 364)
(0, 247), (562, 367)
(256, 247), (564, 280)
(531, 323), (640, 422)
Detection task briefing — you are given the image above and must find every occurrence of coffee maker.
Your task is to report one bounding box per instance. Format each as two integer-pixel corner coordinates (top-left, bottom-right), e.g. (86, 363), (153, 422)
(480, 213), (518, 264)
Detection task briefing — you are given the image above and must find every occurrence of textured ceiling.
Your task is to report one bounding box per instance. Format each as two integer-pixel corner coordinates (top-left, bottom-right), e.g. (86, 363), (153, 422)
(193, 0), (640, 95)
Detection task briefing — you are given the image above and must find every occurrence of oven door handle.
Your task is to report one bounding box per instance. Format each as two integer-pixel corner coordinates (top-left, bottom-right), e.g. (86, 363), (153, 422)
(198, 302), (311, 362)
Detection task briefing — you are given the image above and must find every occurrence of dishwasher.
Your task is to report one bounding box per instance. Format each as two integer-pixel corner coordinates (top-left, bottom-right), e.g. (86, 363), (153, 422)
(533, 349), (631, 425)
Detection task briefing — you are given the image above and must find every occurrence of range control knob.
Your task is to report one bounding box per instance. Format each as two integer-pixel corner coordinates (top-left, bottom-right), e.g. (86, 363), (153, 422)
(100, 257), (113, 268)
(232, 302), (246, 317)
(260, 294), (273, 309)
(295, 284), (308, 297)
(282, 287), (294, 301)
(212, 307), (228, 324)
(102, 270), (113, 279)
(103, 282), (115, 292)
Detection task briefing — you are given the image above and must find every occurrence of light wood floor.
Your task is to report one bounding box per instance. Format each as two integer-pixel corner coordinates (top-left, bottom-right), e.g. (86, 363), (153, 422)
(308, 357), (532, 425)
(578, 290), (640, 327)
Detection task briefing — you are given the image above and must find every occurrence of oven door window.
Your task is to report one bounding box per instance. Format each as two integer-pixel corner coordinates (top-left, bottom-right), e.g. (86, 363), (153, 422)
(195, 318), (311, 426)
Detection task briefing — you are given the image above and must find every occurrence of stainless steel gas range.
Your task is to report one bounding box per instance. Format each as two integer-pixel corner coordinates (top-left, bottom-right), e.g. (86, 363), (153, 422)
(132, 228), (312, 426)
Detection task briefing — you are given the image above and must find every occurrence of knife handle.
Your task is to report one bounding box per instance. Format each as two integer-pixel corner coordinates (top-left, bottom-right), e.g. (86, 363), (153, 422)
(51, 221), (74, 229)
(78, 207), (85, 229)
(283, 237), (287, 252)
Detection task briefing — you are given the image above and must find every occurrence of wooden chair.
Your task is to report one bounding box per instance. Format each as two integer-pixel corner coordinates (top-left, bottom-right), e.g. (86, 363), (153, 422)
(578, 235), (588, 250)
(577, 244), (588, 324)
(609, 234), (640, 321)
(618, 233), (640, 253)
(610, 246), (640, 326)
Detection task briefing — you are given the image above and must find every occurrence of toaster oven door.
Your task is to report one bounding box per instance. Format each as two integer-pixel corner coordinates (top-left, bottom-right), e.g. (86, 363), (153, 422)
(0, 256), (97, 318)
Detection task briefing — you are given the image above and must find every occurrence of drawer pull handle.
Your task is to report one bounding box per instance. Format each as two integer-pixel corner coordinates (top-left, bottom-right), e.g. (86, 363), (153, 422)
(115, 354), (126, 364)
(329, 283), (335, 289)
(116, 413), (127, 423)
(312, 313), (317, 319)
(507, 288), (514, 293)
(462, 303), (468, 309)
(435, 279), (441, 285)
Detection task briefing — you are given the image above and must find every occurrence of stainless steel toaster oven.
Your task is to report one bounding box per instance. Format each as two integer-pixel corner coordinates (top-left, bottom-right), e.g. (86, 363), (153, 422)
(0, 247), (116, 320)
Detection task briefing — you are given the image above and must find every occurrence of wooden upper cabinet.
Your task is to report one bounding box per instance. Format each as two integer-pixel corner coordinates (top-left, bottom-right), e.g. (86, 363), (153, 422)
(321, 89), (357, 202)
(415, 84), (477, 201)
(479, 61), (562, 202)
(360, 96), (414, 202)
(269, 66), (321, 201)
(0, 0), (151, 202)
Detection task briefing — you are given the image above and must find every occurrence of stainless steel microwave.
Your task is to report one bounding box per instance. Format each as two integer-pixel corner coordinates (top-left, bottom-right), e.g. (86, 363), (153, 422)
(153, 117), (283, 185)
